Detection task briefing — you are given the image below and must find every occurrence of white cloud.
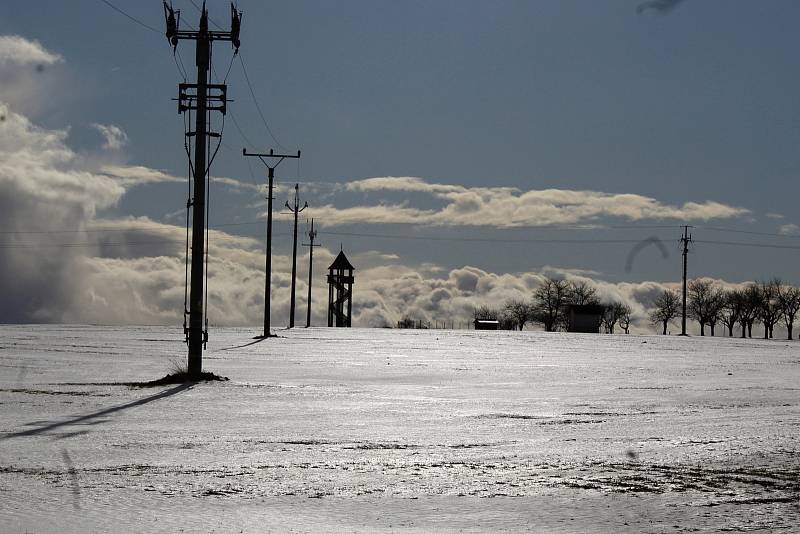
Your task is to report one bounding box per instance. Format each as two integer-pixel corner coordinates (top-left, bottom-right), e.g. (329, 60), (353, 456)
(323, 176), (750, 228)
(778, 224), (800, 236)
(0, 35), (63, 116)
(0, 35), (62, 66)
(91, 123), (128, 151)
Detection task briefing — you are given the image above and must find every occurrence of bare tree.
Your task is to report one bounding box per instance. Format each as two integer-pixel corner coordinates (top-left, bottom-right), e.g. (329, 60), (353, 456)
(602, 301), (628, 334)
(757, 279), (782, 339)
(503, 299), (533, 331)
(396, 315), (416, 329)
(687, 279), (721, 336)
(498, 309), (517, 330)
(474, 305), (499, 322)
(707, 288), (725, 336)
(618, 304), (633, 334)
(650, 289), (680, 335)
(720, 290), (743, 337)
(778, 284), (800, 340)
(532, 277), (571, 332)
(568, 281), (600, 306)
(739, 284), (761, 338)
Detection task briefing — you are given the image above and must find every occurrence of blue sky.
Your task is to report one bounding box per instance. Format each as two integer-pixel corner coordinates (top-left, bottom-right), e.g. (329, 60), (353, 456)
(1, 0), (799, 327)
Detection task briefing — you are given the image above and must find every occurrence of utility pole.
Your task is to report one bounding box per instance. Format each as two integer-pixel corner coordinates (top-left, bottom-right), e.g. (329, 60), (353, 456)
(242, 149), (301, 337)
(164, 2), (241, 376)
(302, 219), (321, 327)
(680, 225), (693, 336)
(285, 184), (308, 328)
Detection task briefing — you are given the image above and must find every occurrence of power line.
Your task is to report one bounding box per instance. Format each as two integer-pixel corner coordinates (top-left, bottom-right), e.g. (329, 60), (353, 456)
(97, 0), (161, 33)
(697, 226), (800, 239)
(0, 221), (789, 241)
(318, 231), (652, 245)
(0, 239), (183, 250)
(238, 52), (287, 150)
(696, 239), (800, 251)
(6, 232), (800, 251)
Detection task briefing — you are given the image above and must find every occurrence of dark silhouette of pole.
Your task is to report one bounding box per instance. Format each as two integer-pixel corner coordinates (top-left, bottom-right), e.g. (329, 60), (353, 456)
(242, 149), (301, 338)
(285, 184), (307, 328)
(302, 219), (320, 327)
(164, 2), (241, 376)
(680, 225), (693, 336)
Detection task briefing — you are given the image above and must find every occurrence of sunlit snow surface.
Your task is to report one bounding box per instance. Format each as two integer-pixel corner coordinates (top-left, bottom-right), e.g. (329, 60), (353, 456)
(1, 325), (798, 532)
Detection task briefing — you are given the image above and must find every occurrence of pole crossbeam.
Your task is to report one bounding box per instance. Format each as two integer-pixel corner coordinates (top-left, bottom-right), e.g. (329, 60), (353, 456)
(174, 31), (240, 41)
(242, 149), (301, 337)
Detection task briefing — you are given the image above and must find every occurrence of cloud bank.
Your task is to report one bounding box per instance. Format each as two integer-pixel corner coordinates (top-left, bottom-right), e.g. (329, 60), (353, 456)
(0, 97), (754, 334)
(0, 34), (757, 335)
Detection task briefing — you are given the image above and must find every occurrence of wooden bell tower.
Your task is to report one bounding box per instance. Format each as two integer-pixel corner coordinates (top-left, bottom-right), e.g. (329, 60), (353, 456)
(327, 250), (354, 327)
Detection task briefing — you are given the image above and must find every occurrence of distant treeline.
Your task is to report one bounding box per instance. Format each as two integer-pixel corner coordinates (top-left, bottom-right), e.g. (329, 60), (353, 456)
(649, 278), (799, 339)
(396, 277), (800, 339)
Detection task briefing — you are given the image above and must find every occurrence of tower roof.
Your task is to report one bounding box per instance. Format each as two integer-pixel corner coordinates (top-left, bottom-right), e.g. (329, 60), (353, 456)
(329, 250), (354, 271)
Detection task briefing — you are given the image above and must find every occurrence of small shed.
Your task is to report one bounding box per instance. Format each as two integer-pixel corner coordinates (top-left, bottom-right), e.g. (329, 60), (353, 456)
(567, 304), (605, 333)
(474, 319), (500, 330)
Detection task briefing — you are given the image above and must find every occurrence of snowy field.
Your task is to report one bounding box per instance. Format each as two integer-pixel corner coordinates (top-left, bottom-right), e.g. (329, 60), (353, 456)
(0, 325), (798, 533)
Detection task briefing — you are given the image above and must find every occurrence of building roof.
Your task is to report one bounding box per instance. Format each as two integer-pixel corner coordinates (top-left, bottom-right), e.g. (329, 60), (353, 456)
(329, 250), (354, 271)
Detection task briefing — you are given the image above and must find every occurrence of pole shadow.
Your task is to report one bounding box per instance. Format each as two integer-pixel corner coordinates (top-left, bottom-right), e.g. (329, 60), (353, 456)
(0, 383), (192, 440)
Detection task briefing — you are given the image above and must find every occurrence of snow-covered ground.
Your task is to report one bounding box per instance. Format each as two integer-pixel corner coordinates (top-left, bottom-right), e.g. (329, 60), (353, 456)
(0, 325), (798, 532)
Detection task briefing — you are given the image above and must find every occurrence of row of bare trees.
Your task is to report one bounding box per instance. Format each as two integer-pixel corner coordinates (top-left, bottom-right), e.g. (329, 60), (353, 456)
(649, 279), (800, 339)
(474, 278), (632, 333)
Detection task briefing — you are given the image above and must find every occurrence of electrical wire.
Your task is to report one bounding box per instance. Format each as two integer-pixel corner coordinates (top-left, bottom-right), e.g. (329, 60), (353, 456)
(174, 48), (190, 81)
(97, 0), (161, 33)
(8, 231), (800, 251)
(237, 52), (286, 150)
(697, 226), (800, 239)
(695, 240), (800, 251)
(0, 240), (184, 250)
(316, 231), (656, 245)
(204, 118), (212, 343)
(0, 222), (791, 239)
(229, 111), (256, 149)
(182, 105), (194, 335)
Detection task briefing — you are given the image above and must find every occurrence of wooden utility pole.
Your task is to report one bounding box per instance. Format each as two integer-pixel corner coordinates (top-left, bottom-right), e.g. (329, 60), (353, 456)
(680, 225), (693, 336)
(302, 219), (321, 327)
(242, 149), (301, 337)
(285, 184), (307, 328)
(164, 2), (241, 376)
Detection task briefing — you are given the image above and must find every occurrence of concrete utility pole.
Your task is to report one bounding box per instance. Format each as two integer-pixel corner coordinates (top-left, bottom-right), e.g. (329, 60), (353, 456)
(680, 225), (693, 336)
(302, 219), (321, 327)
(164, 1), (241, 376)
(285, 184), (307, 328)
(242, 149), (301, 338)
